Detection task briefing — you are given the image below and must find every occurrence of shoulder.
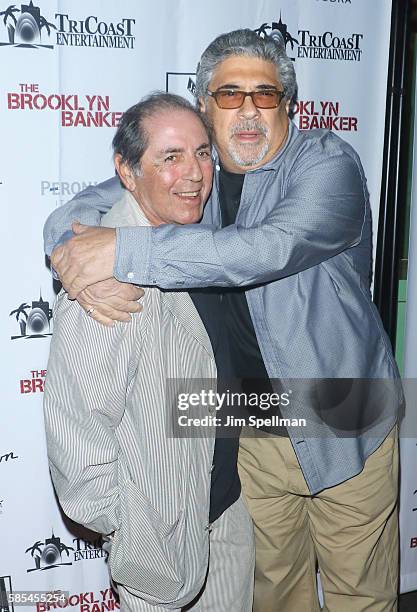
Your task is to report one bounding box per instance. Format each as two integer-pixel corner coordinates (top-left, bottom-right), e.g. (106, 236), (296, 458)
(289, 125), (362, 168)
(285, 126), (365, 185)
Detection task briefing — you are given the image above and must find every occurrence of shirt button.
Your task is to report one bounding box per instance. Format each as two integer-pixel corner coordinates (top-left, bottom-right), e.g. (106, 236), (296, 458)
(210, 464), (215, 473)
(127, 272), (134, 280)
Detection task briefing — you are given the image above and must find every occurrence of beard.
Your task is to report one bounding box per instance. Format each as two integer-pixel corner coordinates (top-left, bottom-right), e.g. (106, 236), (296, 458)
(228, 119), (269, 167)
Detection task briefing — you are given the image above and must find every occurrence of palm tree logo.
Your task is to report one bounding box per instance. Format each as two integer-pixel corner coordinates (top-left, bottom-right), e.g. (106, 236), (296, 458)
(38, 14), (56, 37)
(25, 540), (44, 571)
(9, 302), (30, 336)
(10, 293), (53, 339)
(26, 532), (74, 572)
(255, 14), (299, 54)
(0, 1), (56, 47)
(0, 4), (19, 29)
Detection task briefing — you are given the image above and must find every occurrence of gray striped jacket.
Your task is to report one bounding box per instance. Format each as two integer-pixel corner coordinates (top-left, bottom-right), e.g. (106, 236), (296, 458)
(44, 191), (217, 608)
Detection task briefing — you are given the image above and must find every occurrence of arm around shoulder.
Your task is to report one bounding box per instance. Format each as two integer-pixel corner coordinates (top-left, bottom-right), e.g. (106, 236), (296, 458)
(115, 148), (367, 289)
(43, 176), (123, 256)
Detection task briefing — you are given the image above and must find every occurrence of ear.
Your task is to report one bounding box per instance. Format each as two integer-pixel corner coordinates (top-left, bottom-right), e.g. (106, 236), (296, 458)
(114, 154), (137, 192)
(198, 97), (206, 113)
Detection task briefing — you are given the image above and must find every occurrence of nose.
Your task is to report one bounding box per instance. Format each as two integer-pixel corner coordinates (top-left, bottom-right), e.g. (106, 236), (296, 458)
(184, 155), (204, 182)
(238, 93), (259, 119)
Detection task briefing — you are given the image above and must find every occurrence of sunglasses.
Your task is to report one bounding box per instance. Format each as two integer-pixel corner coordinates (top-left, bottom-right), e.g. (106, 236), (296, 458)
(207, 88), (286, 109)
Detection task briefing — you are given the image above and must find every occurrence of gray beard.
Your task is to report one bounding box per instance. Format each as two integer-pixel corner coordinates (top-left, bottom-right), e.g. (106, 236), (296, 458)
(228, 120), (269, 167)
(228, 140), (270, 167)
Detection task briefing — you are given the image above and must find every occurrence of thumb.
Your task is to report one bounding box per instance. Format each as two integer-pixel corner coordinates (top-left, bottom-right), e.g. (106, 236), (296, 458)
(72, 221), (90, 235)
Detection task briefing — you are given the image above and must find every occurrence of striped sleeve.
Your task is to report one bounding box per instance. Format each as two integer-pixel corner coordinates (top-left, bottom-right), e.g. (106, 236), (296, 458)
(43, 292), (140, 535)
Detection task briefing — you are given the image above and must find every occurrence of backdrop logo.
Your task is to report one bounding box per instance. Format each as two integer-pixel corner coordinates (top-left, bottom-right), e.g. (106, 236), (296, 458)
(0, 3), (135, 50)
(298, 29), (363, 61)
(0, 451), (18, 464)
(255, 15), (298, 59)
(166, 72), (196, 104)
(55, 13), (135, 49)
(72, 536), (108, 562)
(0, 1), (55, 48)
(0, 575), (14, 612)
(20, 368), (46, 394)
(7, 84), (123, 127)
(41, 180), (97, 197)
(10, 292), (52, 340)
(294, 100), (358, 131)
(36, 588), (118, 611)
(26, 532), (73, 572)
(255, 13), (363, 62)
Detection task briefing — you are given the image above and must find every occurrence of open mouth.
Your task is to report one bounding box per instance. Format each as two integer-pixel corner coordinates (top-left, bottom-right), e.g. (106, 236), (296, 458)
(174, 189), (202, 201)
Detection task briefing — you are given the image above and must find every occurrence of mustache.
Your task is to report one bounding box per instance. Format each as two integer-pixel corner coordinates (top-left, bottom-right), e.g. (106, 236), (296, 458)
(229, 120), (268, 136)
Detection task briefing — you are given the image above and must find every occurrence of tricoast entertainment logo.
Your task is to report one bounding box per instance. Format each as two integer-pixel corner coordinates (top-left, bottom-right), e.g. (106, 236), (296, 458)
(25, 532), (108, 573)
(0, 1), (135, 50)
(256, 13), (363, 62)
(7, 84), (123, 127)
(9, 292), (52, 340)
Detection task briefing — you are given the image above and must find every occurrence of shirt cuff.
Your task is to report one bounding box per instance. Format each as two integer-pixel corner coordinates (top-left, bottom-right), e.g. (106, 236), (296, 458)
(114, 226), (152, 284)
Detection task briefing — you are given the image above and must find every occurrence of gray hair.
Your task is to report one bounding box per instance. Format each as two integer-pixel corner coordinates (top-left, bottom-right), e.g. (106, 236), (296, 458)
(195, 29), (297, 107)
(112, 91), (210, 175)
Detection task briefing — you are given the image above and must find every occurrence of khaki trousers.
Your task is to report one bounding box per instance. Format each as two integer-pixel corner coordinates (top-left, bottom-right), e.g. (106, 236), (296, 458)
(238, 428), (399, 612)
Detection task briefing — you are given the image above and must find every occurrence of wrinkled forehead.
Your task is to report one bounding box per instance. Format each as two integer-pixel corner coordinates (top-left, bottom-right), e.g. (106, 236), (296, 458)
(143, 109), (209, 150)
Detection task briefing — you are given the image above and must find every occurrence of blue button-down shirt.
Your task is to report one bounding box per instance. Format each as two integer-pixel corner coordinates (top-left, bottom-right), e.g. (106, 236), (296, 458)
(44, 122), (401, 494)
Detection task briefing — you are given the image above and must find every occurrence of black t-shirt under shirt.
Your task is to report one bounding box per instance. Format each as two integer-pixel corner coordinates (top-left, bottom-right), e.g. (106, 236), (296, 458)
(190, 165), (280, 523)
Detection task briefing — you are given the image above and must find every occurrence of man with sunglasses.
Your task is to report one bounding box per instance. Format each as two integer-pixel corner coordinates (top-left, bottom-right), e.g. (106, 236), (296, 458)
(44, 29), (401, 612)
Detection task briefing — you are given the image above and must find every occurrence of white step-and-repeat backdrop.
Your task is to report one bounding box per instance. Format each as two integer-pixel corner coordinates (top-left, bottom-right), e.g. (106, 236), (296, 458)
(2, 0), (415, 608)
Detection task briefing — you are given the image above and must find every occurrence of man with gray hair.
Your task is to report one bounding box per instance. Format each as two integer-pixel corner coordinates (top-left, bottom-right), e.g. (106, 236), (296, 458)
(45, 29), (401, 611)
(44, 92), (254, 612)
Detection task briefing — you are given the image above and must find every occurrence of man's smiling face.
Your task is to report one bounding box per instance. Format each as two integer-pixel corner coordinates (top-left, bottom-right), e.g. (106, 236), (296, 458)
(116, 109), (213, 226)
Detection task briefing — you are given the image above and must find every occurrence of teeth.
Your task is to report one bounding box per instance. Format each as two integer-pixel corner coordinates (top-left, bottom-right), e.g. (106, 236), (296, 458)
(177, 191), (199, 196)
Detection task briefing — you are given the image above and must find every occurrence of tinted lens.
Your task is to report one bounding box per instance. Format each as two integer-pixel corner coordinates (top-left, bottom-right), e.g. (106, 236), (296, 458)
(215, 91), (245, 109)
(213, 90), (283, 109)
(252, 91), (280, 108)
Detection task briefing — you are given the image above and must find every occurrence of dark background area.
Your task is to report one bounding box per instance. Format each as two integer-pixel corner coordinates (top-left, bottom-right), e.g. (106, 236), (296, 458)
(395, 1), (416, 609)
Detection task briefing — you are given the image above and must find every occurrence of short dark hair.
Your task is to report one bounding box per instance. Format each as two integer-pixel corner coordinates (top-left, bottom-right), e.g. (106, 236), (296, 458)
(112, 91), (210, 175)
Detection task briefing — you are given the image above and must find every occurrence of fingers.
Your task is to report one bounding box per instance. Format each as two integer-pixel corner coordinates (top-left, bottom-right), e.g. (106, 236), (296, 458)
(72, 221), (89, 235)
(51, 226), (116, 297)
(76, 281), (144, 327)
(87, 302), (143, 325)
(101, 297), (142, 313)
